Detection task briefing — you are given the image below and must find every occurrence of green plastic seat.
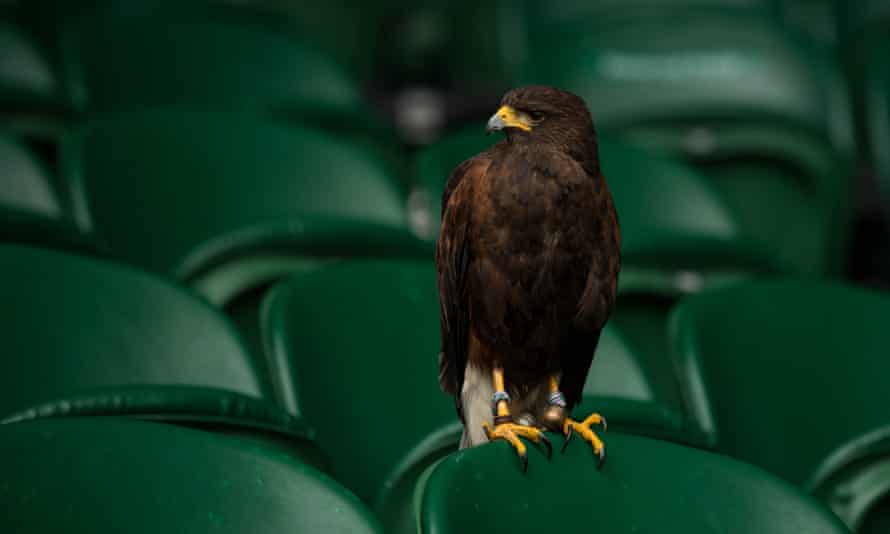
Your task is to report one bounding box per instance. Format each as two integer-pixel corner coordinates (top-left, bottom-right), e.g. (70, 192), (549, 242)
(0, 19), (62, 112)
(443, 0), (776, 93)
(259, 260), (458, 526)
(0, 418), (381, 534)
(0, 133), (60, 218)
(0, 134), (94, 253)
(63, 111), (416, 306)
(844, 35), (890, 211)
(261, 260), (705, 533)
(417, 432), (849, 534)
(30, 0), (394, 83)
(521, 13), (851, 274)
(0, 244), (321, 465)
(670, 280), (890, 531)
(60, 7), (363, 119)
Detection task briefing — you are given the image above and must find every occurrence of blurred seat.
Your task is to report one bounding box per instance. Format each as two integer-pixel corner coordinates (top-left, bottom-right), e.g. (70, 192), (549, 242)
(523, 12), (852, 275)
(0, 418), (381, 533)
(777, 0), (839, 49)
(840, 4), (890, 218)
(0, 132), (60, 220)
(0, 133), (93, 253)
(259, 259), (458, 532)
(443, 0), (778, 94)
(63, 110), (421, 308)
(57, 5), (362, 120)
(260, 259), (710, 533)
(0, 244), (322, 466)
(417, 432), (848, 534)
(0, 18), (64, 114)
(669, 279), (890, 532)
(0, 15), (69, 138)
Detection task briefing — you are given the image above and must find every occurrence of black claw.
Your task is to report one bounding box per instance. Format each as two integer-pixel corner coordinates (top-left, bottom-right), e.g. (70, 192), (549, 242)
(596, 447), (606, 469)
(561, 427), (574, 454)
(600, 416), (608, 432)
(520, 451), (529, 473)
(539, 434), (553, 459)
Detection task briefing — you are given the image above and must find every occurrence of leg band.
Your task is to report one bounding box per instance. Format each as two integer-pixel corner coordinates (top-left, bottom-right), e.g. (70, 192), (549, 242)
(548, 391), (567, 408)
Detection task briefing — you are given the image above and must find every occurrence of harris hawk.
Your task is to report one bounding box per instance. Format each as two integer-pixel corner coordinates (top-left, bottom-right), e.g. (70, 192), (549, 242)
(436, 86), (620, 470)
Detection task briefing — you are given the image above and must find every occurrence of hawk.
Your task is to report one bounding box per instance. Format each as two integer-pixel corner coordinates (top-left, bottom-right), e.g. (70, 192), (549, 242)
(437, 86), (621, 470)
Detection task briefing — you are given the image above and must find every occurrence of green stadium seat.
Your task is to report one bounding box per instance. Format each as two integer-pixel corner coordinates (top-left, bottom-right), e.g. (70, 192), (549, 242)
(0, 19), (63, 113)
(0, 133), (60, 219)
(840, 6), (890, 213)
(777, 0), (839, 48)
(521, 13), (852, 274)
(63, 110), (420, 307)
(59, 7), (363, 120)
(0, 133), (93, 253)
(0, 418), (381, 533)
(259, 260), (458, 528)
(29, 0), (394, 82)
(669, 280), (890, 531)
(417, 432), (848, 534)
(0, 244), (321, 466)
(260, 259), (708, 532)
(443, 0), (777, 93)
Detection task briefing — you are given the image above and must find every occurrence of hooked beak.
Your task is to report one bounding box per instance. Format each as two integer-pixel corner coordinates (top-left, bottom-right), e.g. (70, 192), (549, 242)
(486, 105), (532, 134)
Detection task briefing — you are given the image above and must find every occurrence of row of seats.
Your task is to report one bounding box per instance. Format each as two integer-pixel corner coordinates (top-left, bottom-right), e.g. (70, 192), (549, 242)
(0, 111), (859, 419)
(0, 1), (880, 284)
(4, 109), (834, 358)
(2, 243), (889, 532)
(0, 0), (876, 180)
(0, 2), (886, 532)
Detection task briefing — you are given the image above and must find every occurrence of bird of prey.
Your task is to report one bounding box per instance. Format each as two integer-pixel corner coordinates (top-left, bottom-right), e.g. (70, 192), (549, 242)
(436, 86), (620, 470)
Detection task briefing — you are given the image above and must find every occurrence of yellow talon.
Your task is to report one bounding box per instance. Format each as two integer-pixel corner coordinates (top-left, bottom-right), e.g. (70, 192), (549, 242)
(562, 412), (607, 467)
(483, 421), (553, 472)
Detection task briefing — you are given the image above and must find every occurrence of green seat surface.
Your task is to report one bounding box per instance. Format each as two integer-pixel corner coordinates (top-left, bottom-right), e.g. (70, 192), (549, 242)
(418, 432), (849, 534)
(0, 418), (381, 534)
(0, 244), (269, 411)
(0, 19), (62, 110)
(260, 260), (457, 515)
(0, 133), (60, 218)
(64, 111), (412, 302)
(60, 9), (364, 119)
(670, 280), (890, 530)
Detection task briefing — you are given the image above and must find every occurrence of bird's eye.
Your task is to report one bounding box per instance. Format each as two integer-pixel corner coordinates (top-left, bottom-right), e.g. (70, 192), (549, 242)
(528, 110), (545, 122)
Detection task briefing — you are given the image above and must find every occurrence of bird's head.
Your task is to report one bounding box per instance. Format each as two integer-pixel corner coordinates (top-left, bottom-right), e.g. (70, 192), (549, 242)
(486, 86), (597, 156)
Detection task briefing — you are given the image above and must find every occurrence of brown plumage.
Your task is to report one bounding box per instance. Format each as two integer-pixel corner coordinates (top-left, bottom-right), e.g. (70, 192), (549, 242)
(436, 86), (620, 450)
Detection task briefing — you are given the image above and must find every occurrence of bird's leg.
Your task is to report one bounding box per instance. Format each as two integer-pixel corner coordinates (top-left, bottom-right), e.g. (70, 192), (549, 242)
(482, 367), (552, 471)
(547, 375), (607, 467)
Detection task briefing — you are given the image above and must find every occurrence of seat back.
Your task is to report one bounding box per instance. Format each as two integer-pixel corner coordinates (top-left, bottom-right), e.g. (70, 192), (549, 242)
(0, 133), (59, 218)
(670, 280), (890, 529)
(60, 7), (364, 119)
(0, 418), (381, 533)
(418, 432), (849, 534)
(65, 111), (409, 285)
(260, 260), (454, 509)
(0, 244), (269, 415)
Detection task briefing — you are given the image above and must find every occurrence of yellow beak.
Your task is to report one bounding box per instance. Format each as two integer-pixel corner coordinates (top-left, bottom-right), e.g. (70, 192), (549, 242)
(486, 105), (532, 133)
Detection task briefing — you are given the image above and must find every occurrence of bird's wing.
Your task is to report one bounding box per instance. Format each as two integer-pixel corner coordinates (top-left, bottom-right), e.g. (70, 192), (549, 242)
(561, 174), (622, 409)
(436, 156), (490, 410)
